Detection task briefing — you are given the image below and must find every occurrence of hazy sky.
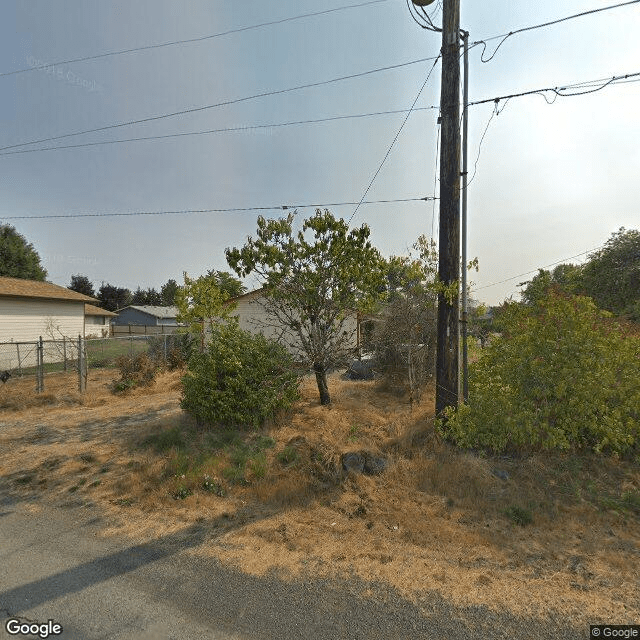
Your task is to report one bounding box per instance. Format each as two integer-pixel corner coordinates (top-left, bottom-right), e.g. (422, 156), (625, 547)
(1, 0), (638, 305)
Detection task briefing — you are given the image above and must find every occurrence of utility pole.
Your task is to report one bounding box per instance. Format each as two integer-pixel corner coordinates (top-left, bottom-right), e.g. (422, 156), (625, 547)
(435, 0), (461, 416)
(460, 30), (470, 402)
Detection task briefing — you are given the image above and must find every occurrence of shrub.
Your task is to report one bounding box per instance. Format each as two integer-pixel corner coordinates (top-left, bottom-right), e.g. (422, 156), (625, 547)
(439, 293), (640, 456)
(180, 323), (300, 429)
(113, 353), (157, 392)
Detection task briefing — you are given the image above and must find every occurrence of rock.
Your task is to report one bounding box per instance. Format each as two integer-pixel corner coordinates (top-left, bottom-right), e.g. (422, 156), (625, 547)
(341, 452), (365, 474)
(341, 451), (388, 476)
(345, 359), (375, 380)
(363, 454), (388, 475)
(492, 469), (509, 481)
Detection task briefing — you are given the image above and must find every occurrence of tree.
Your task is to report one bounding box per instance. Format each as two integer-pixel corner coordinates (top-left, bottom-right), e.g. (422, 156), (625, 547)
(68, 274), (95, 298)
(131, 286), (162, 306)
(175, 272), (237, 341)
(204, 270), (245, 298)
(98, 283), (132, 312)
(160, 279), (179, 306)
(520, 264), (582, 306)
(226, 209), (386, 405)
(0, 224), (47, 281)
(581, 227), (640, 316)
(373, 237), (439, 403)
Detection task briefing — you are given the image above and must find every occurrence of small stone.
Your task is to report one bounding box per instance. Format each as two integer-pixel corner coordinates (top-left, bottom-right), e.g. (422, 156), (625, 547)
(492, 469), (509, 481)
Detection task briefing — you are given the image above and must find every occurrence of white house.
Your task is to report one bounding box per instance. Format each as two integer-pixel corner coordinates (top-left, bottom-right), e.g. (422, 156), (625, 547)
(229, 288), (360, 359)
(0, 276), (96, 369)
(84, 303), (117, 338)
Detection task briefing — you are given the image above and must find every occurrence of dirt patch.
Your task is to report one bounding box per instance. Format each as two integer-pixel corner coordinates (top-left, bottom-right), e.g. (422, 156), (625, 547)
(1, 368), (638, 626)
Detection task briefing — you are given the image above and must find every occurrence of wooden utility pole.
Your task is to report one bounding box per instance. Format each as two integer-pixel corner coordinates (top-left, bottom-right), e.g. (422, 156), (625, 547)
(435, 0), (461, 416)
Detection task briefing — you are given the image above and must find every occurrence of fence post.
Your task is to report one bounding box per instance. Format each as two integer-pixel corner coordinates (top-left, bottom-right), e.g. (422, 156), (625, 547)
(63, 336), (67, 372)
(36, 336), (44, 393)
(16, 343), (22, 376)
(164, 334), (168, 365)
(78, 334), (86, 392)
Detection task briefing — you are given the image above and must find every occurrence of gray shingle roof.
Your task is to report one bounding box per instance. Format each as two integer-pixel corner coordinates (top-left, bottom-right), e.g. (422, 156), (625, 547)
(121, 305), (179, 318)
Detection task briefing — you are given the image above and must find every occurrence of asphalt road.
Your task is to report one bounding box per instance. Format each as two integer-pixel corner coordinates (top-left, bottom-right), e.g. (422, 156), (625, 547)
(0, 494), (585, 639)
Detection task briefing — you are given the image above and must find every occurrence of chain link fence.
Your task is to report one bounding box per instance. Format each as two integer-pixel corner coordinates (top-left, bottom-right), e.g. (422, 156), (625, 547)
(0, 334), (188, 394)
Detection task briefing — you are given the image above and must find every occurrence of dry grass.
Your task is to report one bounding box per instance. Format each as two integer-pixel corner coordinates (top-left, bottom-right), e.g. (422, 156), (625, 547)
(1, 368), (639, 625)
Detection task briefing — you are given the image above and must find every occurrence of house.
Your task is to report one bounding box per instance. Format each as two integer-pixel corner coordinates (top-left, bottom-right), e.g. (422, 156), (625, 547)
(0, 276), (96, 343)
(229, 288), (360, 358)
(0, 276), (96, 369)
(84, 304), (116, 338)
(113, 305), (180, 334)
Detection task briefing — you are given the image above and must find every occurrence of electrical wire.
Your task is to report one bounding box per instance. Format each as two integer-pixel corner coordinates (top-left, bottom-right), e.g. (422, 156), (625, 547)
(0, 54), (440, 152)
(5, 70), (637, 159)
(348, 55), (441, 225)
(474, 0), (640, 63)
(0, 0), (389, 79)
(0, 196), (435, 221)
(470, 247), (605, 292)
(0, 105), (441, 157)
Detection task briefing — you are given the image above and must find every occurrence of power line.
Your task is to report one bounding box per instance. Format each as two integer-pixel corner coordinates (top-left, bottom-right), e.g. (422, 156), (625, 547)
(349, 55), (441, 224)
(471, 247), (604, 292)
(0, 106), (441, 157)
(5, 69), (638, 159)
(468, 72), (640, 108)
(0, 196), (435, 221)
(474, 0), (640, 63)
(0, 54), (440, 152)
(0, 0), (389, 79)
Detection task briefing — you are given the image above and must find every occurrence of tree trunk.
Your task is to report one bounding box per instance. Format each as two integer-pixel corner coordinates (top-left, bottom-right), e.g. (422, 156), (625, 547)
(313, 362), (331, 405)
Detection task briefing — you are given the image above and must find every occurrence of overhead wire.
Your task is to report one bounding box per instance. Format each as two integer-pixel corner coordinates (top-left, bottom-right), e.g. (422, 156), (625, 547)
(0, 196), (435, 221)
(348, 54), (441, 225)
(0, 0), (389, 79)
(0, 54), (440, 152)
(4, 70), (637, 158)
(0, 105), (441, 157)
(470, 247), (605, 293)
(474, 0), (640, 63)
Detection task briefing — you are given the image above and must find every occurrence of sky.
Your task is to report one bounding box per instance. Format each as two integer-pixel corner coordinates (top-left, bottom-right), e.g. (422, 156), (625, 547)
(1, 0), (638, 305)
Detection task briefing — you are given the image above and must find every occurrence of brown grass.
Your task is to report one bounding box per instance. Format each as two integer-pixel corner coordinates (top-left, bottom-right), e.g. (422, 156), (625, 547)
(1, 368), (639, 625)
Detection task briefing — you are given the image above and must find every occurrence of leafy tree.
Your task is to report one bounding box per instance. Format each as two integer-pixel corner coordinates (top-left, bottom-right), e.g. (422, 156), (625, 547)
(175, 272), (237, 341)
(160, 279), (179, 306)
(131, 286), (162, 306)
(206, 270), (246, 299)
(226, 209), (386, 405)
(98, 283), (132, 312)
(68, 274), (95, 298)
(439, 292), (640, 456)
(0, 224), (47, 281)
(520, 263), (582, 306)
(581, 227), (640, 316)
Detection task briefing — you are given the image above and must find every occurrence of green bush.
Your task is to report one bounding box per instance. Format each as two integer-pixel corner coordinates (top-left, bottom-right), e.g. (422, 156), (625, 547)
(180, 323), (300, 429)
(440, 293), (640, 456)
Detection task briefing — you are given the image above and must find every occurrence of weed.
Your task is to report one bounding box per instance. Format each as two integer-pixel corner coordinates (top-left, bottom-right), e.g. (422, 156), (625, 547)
(79, 453), (96, 463)
(14, 474), (34, 485)
(114, 497), (133, 506)
(277, 446), (299, 466)
(247, 452), (268, 480)
(172, 485), (193, 500)
(348, 424), (361, 442)
(202, 475), (225, 496)
(143, 426), (185, 452)
(504, 505), (533, 527)
(89, 480), (101, 488)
